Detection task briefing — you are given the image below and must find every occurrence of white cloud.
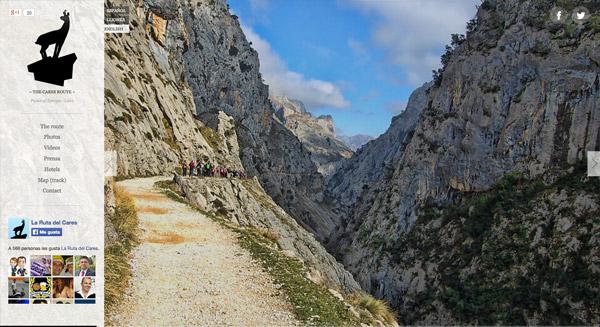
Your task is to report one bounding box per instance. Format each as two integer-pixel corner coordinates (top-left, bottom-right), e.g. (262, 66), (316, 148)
(304, 42), (335, 61)
(347, 0), (479, 86)
(241, 24), (350, 110)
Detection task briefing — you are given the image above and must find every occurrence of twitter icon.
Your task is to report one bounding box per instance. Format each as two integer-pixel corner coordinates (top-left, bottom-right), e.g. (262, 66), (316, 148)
(572, 6), (590, 23)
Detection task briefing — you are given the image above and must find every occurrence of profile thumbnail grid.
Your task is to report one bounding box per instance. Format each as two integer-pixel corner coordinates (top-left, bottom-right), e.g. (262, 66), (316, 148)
(8, 255), (96, 304)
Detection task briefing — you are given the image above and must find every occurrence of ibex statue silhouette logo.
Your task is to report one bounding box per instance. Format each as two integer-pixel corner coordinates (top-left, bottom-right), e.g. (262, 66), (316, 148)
(13, 220), (25, 236)
(27, 10), (77, 86)
(36, 10), (70, 59)
(9, 218), (28, 239)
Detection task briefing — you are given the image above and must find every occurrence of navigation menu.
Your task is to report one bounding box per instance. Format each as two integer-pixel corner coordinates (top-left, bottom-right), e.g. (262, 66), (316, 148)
(0, 1), (104, 325)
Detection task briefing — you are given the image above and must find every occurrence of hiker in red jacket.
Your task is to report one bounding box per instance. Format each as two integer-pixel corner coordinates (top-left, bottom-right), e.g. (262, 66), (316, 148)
(189, 160), (196, 176)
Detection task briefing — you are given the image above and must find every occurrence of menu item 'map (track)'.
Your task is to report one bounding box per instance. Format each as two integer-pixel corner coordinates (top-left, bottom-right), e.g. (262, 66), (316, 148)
(0, 1), (104, 325)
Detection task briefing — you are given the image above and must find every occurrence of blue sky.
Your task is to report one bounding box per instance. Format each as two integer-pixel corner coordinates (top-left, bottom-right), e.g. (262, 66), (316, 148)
(228, 0), (479, 137)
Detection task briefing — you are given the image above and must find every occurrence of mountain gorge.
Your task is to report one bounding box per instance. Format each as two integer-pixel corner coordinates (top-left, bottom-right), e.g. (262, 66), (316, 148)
(104, 0), (600, 325)
(326, 0), (600, 324)
(177, 0), (342, 240)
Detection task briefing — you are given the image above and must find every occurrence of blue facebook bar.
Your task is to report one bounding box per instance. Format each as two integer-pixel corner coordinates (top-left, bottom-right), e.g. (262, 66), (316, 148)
(31, 227), (62, 237)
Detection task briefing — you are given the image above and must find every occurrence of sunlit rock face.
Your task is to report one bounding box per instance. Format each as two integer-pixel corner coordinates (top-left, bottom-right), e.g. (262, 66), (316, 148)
(271, 95), (353, 178)
(106, 0), (339, 244)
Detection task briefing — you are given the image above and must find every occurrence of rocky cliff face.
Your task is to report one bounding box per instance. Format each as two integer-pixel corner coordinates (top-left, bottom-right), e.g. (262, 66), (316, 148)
(327, 83), (430, 213)
(104, 0), (241, 176)
(177, 0), (340, 240)
(327, 0), (600, 324)
(271, 96), (353, 177)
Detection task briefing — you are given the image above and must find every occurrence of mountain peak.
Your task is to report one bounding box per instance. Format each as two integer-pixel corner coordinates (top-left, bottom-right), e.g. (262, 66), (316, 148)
(270, 95), (309, 115)
(270, 96), (352, 177)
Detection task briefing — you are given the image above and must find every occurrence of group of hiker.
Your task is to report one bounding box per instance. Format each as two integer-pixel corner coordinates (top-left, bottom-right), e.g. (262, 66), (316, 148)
(181, 160), (248, 179)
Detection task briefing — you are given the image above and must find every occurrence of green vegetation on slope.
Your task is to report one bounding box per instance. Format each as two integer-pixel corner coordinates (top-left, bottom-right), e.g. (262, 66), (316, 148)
(199, 125), (222, 150)
(105, 183), (141, 311)
(236, 228), (361, 326)
(388, 163), (600, 325)
(155, 179), (186, 203)
(347, 293), (398, 326)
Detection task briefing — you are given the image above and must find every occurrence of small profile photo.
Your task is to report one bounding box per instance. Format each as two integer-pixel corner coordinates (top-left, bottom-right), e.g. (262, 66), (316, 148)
(74, 255), (96, 277)
(8, 277), (29, 299)
(30, 255), (51, 276)
(9, 256), (28, 276)
(8, 218), (29, 239)
(52, 255), (74, 276)
(53, 299), (73, 304)
(74, 276), (96, 304)
(52, 277), (74, 299)
(30, 276), (52, 300)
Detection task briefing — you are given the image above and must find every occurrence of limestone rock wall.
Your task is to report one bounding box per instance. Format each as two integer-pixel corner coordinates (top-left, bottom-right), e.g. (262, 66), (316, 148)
(105, 0), (240, 177)
(326, 0), (600, 323)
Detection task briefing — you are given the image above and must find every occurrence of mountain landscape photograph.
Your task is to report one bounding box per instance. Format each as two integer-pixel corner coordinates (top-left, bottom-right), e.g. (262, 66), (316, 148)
(103, 0), (600, 325)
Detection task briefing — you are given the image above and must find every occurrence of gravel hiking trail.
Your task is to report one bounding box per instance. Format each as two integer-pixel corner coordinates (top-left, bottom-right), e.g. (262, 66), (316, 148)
(108, 177), (299, 326)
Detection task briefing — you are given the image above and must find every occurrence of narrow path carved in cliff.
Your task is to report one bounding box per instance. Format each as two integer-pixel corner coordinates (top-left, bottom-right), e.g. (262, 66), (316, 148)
(108, 177), (299, 326)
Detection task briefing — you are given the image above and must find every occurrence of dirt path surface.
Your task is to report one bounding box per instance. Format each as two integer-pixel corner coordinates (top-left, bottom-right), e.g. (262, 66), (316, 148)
(108, 177), (299, 326)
